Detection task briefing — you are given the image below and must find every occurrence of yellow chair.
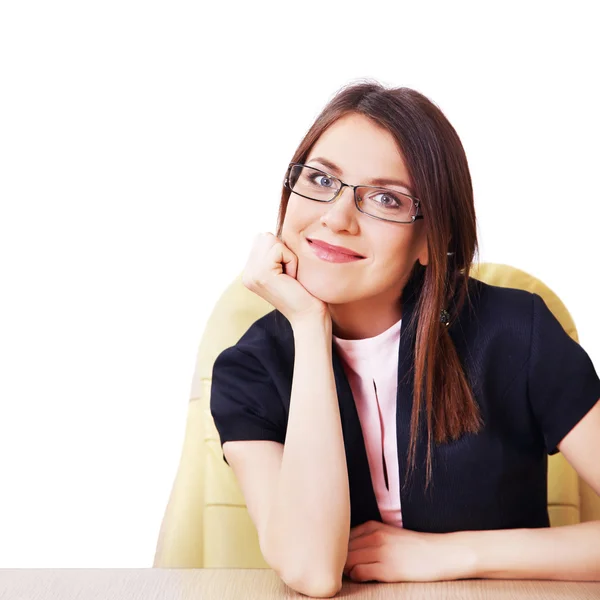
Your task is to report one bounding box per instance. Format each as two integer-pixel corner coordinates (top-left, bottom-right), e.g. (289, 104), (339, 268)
(153, 263), (600, 568)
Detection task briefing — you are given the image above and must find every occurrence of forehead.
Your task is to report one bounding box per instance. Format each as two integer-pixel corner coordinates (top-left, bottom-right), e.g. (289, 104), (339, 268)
(306, 113), (410, 183)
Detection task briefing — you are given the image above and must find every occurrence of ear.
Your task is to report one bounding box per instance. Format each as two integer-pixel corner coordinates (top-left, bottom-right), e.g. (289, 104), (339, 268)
(417, 234), (429, 267)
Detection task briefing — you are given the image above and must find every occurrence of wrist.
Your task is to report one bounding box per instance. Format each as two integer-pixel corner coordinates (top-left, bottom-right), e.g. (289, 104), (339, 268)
(438, 530), (480, 580)
(291, 310), (332, 336)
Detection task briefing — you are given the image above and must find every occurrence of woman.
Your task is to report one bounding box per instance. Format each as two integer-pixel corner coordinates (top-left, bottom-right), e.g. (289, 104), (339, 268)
(210, 81), (600, 597)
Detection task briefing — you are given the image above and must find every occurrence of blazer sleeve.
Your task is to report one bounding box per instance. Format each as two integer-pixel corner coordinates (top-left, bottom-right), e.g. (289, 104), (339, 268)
(210, 345), (287, 456)
(527, 292), (600, 455)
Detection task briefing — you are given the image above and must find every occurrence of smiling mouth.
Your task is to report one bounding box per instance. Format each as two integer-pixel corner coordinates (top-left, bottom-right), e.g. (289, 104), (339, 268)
(307, 239), (364, 258)
(307, 239), (365, 263)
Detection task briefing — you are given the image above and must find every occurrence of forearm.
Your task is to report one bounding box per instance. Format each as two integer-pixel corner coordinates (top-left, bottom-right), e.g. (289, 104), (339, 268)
(450, 520), (600, 581)
(264, 314), (349, 593)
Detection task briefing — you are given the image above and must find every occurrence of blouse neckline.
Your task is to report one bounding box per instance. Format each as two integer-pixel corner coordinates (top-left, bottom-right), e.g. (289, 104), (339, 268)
(333, 317), (402, 363)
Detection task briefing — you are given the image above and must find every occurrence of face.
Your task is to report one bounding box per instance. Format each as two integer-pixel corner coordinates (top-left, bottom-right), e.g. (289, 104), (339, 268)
(281, 112), (428, 307)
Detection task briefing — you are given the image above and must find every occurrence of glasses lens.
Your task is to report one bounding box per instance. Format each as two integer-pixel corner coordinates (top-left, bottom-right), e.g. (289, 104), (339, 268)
(287, 165), (341, 201)
(357, 187), (416, 223)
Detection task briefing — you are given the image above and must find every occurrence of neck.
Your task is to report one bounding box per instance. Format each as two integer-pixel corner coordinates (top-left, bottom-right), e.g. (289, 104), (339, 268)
(329, 263), (425, 341)
(329, 289), (403, 341)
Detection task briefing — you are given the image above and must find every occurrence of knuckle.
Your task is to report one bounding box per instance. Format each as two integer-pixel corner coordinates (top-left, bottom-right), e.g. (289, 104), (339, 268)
(266, 244), (280, 258)
(252, 232), (271, 248)
(243, 270), (267, 288)
(241, 270), (260, 289)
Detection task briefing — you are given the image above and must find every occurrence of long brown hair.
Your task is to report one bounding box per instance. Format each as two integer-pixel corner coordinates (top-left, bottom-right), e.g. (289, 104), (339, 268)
(275, 80), (483, 488)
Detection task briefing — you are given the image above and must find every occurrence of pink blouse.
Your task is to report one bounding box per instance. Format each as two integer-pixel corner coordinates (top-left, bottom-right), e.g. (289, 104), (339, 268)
(333, 318), (403, 528)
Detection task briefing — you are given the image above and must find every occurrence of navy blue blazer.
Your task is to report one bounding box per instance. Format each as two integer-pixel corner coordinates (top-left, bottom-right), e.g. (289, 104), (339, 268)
(210, 266), (600, 533)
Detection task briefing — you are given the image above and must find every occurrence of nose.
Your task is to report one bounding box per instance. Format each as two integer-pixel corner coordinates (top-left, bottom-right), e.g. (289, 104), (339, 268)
(319, 185), (359, 233)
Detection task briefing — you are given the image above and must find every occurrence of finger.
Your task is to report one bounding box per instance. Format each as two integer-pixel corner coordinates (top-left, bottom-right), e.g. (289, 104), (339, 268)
(349, 520), (382, 541)
(243, 233), (276, 281)
(344, 547), (379, 575)
(349, 562), (384, 583)
(266, 241), (297, 277)
(254, 231), (276, 251)
(279, 243), (298, 279)
(348, 532), (381, 552)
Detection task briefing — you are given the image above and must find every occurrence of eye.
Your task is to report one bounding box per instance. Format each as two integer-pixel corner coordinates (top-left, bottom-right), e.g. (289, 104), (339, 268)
(310, 173), (335, 188)
(372, 191), (403, 208)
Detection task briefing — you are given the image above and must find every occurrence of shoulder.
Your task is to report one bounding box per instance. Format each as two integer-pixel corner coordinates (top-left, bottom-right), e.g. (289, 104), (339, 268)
(236, 309), (294, 348)
(463, 276), (537, 323)
(231, 309), (294, 360)
(210, 310), (292, 434)
(462, 276), (570, 344)
(210, 310), (291, 445)
(212, 309), (295, 383)
(452, 276), (540, 348)
(448, 276), (545, 383)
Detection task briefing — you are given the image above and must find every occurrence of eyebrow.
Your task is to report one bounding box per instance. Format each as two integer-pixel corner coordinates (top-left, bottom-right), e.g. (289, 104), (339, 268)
(306, 157), (415, 195)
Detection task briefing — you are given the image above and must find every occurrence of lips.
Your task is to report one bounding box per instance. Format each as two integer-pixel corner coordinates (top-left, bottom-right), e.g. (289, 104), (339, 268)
(307, 238), (364, 258)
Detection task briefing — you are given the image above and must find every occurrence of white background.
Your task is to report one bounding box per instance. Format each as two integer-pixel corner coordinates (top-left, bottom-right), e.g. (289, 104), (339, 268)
(0, 1), (598, 567)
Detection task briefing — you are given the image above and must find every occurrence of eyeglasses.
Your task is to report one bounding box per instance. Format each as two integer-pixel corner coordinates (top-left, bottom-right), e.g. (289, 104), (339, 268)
(283, 163), (424, 224)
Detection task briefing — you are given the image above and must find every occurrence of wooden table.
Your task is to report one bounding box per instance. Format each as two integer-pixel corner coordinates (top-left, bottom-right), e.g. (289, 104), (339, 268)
(1, 568), (599, 599)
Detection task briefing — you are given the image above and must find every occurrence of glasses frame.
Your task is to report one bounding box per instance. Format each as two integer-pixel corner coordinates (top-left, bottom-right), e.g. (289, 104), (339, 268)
(284, 162), (424, 224)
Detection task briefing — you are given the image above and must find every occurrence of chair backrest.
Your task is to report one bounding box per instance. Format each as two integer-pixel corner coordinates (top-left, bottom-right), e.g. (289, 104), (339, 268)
(153, 263), (600, 568)
(153, 277), (272, 568)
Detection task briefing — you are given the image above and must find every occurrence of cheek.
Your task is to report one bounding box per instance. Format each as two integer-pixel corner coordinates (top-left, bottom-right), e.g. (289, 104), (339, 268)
(282, 199), (321, 241)
(372, 231), (415, 263)
(366, 235), (422, 280)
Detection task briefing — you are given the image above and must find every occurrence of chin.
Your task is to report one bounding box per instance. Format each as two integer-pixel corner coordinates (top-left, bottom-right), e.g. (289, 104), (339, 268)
(296, 269), (359, 305)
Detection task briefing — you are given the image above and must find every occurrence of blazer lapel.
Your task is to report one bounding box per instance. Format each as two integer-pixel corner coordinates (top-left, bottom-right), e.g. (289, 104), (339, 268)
(332, 346), (382, 527)
(330, 264), (429, 529)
